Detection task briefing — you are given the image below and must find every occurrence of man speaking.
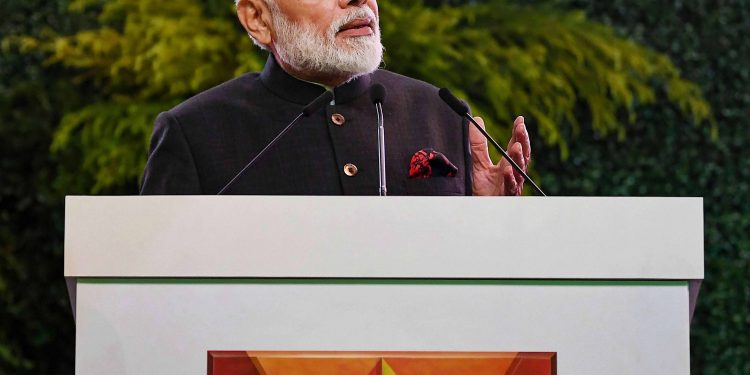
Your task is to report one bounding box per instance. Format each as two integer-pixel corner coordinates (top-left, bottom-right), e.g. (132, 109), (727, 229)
(140, 0), (531, 196)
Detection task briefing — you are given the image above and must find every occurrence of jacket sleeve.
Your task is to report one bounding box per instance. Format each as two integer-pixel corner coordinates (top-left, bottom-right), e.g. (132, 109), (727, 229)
(140, 111), (202, 195)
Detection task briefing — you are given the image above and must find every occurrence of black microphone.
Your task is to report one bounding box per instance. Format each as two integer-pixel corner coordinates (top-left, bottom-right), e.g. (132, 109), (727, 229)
(370, 83), (387, 196)
(439, 88), (470, 115)
(370, 83), (386, 104)
(217, 90), (334, 195)
(438, 88), (546, 196)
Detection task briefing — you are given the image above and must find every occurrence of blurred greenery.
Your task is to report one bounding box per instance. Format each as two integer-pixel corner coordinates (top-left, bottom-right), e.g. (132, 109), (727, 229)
(11, 0), (710, 191)
(0, 0), (746, 374)
(532, 1), (750, 373)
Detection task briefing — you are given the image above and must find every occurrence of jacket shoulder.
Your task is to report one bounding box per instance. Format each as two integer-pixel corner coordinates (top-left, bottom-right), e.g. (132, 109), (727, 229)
(167, 73), (261, 120)
(372, 69), (461, 114)
(372, 69), (441, 94)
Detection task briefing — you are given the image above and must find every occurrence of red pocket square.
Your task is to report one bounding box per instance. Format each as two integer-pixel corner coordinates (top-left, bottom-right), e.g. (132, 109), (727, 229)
(409, 148), (458, 178)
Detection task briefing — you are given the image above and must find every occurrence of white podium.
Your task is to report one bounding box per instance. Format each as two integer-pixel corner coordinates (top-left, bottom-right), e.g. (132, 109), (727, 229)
(64, 196), (703, 374)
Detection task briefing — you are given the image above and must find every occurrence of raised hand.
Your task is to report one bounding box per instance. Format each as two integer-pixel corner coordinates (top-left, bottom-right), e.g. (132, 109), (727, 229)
(470, 116), (531, 196)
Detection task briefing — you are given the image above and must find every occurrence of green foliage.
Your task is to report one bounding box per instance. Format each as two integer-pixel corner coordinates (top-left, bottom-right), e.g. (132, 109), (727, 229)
(51, 101), (175, 191)
(47, 0), (261, 99)
(379, 0), (712, 158)
(16, 0), (266, 190)
(16, 0), (711, 191)
(0, 1), (87, 373)
(526, 1), (750, 374)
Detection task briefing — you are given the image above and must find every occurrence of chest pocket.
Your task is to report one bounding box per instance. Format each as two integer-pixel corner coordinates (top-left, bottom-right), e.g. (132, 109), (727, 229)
(405, 176), (465, 196)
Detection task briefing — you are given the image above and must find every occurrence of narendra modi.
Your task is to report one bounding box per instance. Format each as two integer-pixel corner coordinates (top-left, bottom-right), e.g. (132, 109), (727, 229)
(141, 0), (532, 196)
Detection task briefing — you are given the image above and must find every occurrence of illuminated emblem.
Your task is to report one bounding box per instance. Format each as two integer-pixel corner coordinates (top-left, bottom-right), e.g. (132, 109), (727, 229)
(208, 351), (556, 375)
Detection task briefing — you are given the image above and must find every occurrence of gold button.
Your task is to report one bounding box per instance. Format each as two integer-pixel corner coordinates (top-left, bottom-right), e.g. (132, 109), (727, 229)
(343, 163), (358, 177)
(331, 113), (346, 126)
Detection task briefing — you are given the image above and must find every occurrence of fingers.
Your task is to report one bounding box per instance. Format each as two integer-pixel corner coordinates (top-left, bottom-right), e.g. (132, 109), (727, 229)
(503, 166), (518, 196)
(509, 141), (524, 168)
(509, 141), (526, 184)
(511, 116), (529, 195)
(510, 116), (531, 163)
(469, 116), (493, 168)
(471, 115), (531, 196)
(496, 141), (525, 196)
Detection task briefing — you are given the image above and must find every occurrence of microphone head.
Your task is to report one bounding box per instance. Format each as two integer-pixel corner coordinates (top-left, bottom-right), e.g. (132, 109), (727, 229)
(370, 83), (386, 104)
(438, 88), (470, 115)
(302, 91), (334, 117)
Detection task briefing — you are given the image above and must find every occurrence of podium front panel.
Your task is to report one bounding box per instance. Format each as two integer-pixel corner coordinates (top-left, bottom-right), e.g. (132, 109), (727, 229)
(75, 279), (689, 374)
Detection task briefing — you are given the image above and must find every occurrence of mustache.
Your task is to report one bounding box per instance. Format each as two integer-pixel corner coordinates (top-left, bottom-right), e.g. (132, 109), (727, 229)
(330, 7), (379, 33)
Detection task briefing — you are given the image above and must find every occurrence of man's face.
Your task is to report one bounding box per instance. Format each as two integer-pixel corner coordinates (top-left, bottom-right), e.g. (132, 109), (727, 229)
(274, 0), (379, 48)
(265, 0), (383, 85)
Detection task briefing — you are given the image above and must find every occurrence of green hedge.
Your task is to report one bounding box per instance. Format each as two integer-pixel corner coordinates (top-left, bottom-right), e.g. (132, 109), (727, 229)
(533, 1), (750, 373)
(1, 1), (82, 374)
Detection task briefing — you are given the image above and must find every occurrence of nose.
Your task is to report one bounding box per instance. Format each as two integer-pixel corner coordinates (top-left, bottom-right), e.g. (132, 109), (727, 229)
(340, 0), (368, 7)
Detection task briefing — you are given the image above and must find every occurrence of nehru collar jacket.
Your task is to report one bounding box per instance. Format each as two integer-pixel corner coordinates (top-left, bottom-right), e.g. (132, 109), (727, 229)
(140, 56), (472, 196)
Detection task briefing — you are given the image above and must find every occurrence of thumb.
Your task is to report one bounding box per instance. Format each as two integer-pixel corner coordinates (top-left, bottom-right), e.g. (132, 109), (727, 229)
(469, 116), (492, 167)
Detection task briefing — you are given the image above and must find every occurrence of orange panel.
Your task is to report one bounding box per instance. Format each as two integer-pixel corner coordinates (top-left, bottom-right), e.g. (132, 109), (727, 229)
(207, 351), (556, 375)
(254, 357), (380, 375)
(208, 351), (259, 375)
(384, 357), (517, 375)
(509, 353), (557, 375)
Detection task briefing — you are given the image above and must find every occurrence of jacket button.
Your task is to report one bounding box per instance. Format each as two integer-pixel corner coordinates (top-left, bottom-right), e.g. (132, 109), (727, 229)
(331, 113), (346, 126)
(343, 163), (358, 177)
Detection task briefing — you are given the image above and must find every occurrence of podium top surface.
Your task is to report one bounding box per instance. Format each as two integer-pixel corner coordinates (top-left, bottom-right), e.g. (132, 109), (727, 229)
(64, 196), (703, 279)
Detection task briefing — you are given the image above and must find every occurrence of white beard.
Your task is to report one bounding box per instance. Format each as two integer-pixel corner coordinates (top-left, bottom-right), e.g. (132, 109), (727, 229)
(268, 4), (384, 82)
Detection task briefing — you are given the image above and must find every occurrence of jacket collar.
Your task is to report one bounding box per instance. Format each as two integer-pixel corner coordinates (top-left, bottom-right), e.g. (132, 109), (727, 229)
(259, 55), (372, 105)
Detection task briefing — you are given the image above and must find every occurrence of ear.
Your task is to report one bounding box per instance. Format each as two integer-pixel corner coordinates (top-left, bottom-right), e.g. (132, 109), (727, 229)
(237, 0), (273, 47)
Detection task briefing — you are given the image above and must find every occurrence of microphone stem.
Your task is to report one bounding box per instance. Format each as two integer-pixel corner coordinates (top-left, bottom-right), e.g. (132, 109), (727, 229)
(463, 114), (546, 196)
(217, 112), (305, 195)
(376, 102), (387, 196)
